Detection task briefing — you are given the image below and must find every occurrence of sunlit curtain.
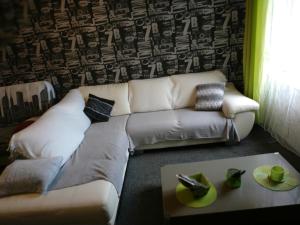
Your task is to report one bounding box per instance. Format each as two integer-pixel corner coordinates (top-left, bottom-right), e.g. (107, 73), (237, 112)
(260, 0), (300, 155)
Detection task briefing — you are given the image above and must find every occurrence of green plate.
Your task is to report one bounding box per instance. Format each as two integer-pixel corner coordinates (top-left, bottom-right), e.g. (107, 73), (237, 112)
(253, 165), (300, 191)
(176, 173), (217, 208)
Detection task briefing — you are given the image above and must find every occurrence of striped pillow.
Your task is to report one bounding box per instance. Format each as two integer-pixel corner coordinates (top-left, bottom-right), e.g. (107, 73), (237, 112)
(84, 94), (115, 122)
(195, 83), (225, 111)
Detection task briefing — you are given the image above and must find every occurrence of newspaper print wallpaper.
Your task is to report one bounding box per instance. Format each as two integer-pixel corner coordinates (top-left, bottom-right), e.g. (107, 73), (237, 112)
(0, 0), (245, 97)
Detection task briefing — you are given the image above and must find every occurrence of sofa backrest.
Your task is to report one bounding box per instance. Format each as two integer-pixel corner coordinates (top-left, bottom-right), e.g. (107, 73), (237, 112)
(128, 77), (173, 113)
(78, 83), (131, 116)
(77, 70), (227, 116)
(171, 70), (227, 109)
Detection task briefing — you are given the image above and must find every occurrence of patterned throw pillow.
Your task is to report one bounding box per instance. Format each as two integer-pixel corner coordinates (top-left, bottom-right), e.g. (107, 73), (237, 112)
(84, 94), (115, 123)
(195, 83), (225, 111)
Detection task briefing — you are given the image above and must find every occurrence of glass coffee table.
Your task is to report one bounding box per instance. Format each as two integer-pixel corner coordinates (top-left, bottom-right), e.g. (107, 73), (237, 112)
(161, 153), (300, 224)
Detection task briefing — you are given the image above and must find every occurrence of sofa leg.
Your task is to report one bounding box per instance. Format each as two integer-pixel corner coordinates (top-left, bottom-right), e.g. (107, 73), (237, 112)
(130, 149), (144, 156)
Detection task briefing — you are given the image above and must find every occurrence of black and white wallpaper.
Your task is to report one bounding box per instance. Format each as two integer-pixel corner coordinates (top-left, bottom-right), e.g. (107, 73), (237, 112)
(0, 0), (245, 97)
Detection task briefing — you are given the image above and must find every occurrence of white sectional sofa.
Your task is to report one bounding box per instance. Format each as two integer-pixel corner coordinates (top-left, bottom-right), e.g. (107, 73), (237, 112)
(0, 70), (259, 225)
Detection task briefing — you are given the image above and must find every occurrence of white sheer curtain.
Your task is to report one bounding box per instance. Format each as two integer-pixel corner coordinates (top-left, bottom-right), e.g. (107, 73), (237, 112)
(260, 0), (300, 155)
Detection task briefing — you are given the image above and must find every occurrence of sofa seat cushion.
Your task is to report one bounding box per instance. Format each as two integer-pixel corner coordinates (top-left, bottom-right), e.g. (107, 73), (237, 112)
(0, 180), (119, 225)
(174, 108), (231, 139)
(52, 115), (129, 195)
(127, 108), (235, 150)
(126, 110), (181, 149)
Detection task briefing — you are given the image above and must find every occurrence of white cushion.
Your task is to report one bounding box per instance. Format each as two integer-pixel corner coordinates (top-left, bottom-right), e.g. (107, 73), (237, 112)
(78, 83), (130, 116)
(9, 90), (91, 165)
(129, 77), (173, 113)
(171, 70), (227, 109)
(53, 89), (85, 112)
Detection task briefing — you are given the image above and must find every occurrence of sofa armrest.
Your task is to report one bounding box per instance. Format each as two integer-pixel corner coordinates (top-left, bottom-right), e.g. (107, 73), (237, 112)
(222, 83), (259, 118)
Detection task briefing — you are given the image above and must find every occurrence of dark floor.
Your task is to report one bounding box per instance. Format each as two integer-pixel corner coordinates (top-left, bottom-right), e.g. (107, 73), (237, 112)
(115, 125), (300, 225)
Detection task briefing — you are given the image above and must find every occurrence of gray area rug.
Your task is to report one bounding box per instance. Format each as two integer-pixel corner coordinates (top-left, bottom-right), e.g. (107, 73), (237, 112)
(115, 125), (300, 225)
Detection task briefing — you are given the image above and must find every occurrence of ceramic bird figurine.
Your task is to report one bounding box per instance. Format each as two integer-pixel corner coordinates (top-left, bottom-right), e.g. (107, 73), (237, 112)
(176, 174), (210, 198)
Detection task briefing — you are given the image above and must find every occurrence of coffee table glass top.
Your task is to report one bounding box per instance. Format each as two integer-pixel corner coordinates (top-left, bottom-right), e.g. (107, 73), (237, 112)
(161, 153), (300, 218)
